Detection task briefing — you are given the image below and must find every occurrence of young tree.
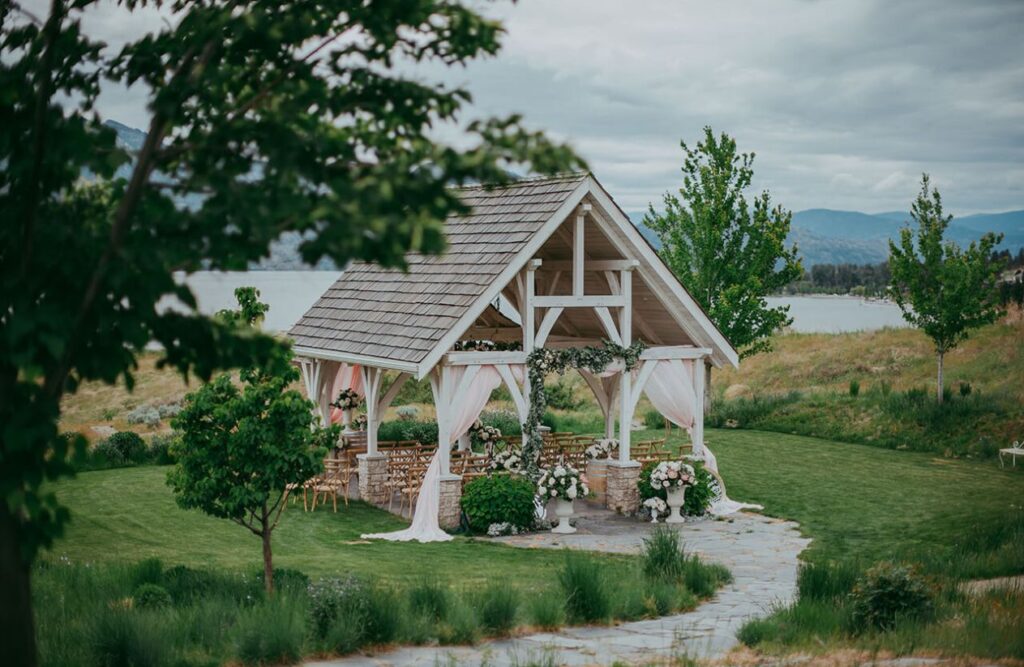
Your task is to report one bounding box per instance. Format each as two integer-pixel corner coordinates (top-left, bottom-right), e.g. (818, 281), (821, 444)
(0, 2), (581, 663)
(644, 128), (802, 392)
(888, 175), (1005, 403)
(168, 364), (335, 593)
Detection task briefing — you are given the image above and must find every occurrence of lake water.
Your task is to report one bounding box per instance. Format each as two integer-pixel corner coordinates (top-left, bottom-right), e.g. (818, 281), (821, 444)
(175, 271), (909, 335)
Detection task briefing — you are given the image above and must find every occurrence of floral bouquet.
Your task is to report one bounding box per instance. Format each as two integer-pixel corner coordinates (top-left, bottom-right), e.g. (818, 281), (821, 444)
(351, 414), (368, 431)
(643, 496), (668, 521)
(650, 460), (695, 490)
(585, 438), (617, 460)
(489, 447), (523, 473)
(330, 388), (362, 411)
(469, 420), (502, 448)
(537, 463), (589, 502)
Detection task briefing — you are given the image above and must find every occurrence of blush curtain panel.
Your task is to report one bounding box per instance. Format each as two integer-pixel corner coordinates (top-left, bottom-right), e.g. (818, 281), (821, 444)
(328, 363), (364, 424)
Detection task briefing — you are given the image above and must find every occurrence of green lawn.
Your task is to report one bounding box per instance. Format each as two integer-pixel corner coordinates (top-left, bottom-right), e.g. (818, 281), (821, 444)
(48, 428), (1024, 584)
(46, 465), (634, 593)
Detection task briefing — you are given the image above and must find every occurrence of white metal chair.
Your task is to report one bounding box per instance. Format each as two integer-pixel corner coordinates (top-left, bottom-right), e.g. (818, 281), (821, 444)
(999, 441), (1024, 468)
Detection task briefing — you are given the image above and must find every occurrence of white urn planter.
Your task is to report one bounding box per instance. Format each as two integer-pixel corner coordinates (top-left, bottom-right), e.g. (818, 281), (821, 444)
(551, 498), (576, 534)
(665, 486), (687, 524)
(341, 409), (355, 435)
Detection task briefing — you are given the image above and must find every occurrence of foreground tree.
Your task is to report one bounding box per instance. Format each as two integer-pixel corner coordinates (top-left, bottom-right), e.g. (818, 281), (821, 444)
(644, 128), (802, 396)
(169, 289), (333, 594)
(0, 2), (581, 663)
(888, 175), (1005, 404)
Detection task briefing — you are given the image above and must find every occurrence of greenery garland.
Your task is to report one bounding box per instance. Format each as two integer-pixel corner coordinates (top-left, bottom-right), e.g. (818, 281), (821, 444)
(523, 340), (646, 477)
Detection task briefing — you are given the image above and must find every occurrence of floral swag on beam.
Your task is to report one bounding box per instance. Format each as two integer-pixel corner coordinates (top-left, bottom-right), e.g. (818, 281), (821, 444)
(523, 341), (646, 477)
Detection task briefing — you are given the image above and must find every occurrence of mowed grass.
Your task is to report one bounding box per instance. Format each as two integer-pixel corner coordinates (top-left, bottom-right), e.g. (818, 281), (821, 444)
(46, 466), (631, 593)
(643, 427), (1024, 571)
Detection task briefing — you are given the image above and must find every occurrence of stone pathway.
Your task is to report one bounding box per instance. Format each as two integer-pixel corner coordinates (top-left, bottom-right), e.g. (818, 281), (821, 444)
(308, 507), (810, 666)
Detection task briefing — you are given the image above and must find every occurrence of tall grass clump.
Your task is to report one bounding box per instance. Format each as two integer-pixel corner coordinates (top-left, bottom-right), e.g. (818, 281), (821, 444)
(477, 583), (520, 634)
(797, 559), (861, 601)
(527, 591), (565, 630)
(233, 594), (306, 666)
(407, 577), (450, 621)
(641, 526), (687, 582)
(91, 608), (173, 667)
(558, 553), (610, 623)
(436, 598), (480, 645)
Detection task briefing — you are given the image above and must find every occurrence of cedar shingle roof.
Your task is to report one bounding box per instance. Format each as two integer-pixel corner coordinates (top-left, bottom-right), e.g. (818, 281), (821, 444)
(289, 173), (588, 365)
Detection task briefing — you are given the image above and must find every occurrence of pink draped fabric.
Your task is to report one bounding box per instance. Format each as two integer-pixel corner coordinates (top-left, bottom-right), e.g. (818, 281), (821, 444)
(362, 364), (523, 543)
(329, 363), (363, 424)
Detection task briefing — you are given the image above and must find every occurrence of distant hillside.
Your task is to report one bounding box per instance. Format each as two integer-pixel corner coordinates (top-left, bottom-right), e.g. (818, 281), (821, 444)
(630, 209), (1024, 267)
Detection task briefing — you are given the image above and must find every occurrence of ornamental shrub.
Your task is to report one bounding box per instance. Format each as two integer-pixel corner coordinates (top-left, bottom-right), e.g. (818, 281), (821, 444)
(638, 459), (714, 516)
(848, 562), (934, 633)
(377, 419), (439, 445)
(146, 433), (179, 465)
(545, 378), (581, 410)
(644, 409), (664, 429)
(460, 474), (535, 533)
(480, 409), (522, 437)
(106, 431), (147, 463)
(133, 583), (172, 610)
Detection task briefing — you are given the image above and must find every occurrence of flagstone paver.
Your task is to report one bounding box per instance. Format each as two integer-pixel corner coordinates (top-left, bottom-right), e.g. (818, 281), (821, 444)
(307, 508), (810, 666)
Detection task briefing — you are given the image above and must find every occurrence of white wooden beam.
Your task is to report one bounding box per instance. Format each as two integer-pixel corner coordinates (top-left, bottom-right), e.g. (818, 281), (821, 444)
(446, 351), (528, 365)
(546, 271), (562, 296)
(639, 346), (714, 360)
(292, 346), (419, 375)
(690, 358), (705, 457)
(573, 204), (590, 296)
(533, 295), (626, 308)
(593, 306), (622, 345)
(542, 259), (640, 272)
(535, 307), (564, 348)
(619, 269), (632, 347)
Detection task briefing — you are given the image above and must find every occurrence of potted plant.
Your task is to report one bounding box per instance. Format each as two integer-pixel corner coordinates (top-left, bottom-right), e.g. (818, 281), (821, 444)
(643, 496), (668, 523)
(649, 460), (695, 523)
(537, 463), (589, 534)
(469, 420), (502, 452)
(330, 388), (362, 432)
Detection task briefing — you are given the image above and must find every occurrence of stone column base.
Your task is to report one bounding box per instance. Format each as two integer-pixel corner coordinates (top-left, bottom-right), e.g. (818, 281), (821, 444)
(606, 461), (641, 515)
(357, 453), (388, 506)
(438, 474), (463, 530)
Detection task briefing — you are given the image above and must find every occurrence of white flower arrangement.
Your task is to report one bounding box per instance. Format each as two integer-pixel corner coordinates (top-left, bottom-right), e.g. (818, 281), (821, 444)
(489, 447), (523, 473)
(330, 388), (362, 411)
(643, 496), (668, 517)
(486, 522), (521, 537)
(536, 463), (589, 502)
(469, 420), (502, 447)
(351, 414), (368, 431)
(585, 438), (618, 460)
(650, 460), (696, 490)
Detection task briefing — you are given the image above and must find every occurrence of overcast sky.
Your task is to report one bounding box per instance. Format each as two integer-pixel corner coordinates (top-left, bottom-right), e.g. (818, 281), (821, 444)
(28, 0), (1024, 215)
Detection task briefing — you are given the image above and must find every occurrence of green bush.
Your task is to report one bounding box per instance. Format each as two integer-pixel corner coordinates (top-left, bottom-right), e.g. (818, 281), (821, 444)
(461, 474), (536, 533)
(146, 434), (178, 465)
(130, 558), (164, 588)
(682, 555), (731, 598)
(706, 391), (803, 429)
(107, 431), (148, 463)
(848, 380), (860, 397)
(644, 409), (664, 430)
(477, 583), (519, 634)
(362, 585), (402, 645)
(133, 583), (172, 610)
(559, 553), (610, 623)
(848, 562), (934, 633)
(959, 382), (972, 397)
(233, 595), (305, 666)
(480, 409), (523, 437)
(392, 376), (434, 405)
(638, 460), (714, 516)
(377, 419), (439, 445)
(541, 410), (559, 430)
(545, 378), (582, 410)
(307, 576), (367, 640)
(91, 439), (128, 467)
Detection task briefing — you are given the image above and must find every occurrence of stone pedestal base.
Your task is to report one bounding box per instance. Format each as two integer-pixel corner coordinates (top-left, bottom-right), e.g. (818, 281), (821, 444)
(606, 461), (641, 515)
(438, 475), (463, 530)
(357, 453), (388, 506)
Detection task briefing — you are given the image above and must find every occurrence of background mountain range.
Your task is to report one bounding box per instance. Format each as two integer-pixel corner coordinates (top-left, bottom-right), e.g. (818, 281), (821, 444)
(629, 208), (1024, 267)
(105, 120), (1023, 270)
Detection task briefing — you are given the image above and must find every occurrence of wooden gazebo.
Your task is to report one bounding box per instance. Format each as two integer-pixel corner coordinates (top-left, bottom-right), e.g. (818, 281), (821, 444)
(289, 173), (739, 526)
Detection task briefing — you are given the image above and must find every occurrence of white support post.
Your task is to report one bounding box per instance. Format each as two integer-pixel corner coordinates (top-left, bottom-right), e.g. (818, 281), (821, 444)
(691, 357), (706, 457)
(617, 266), (634, 463)
(361, 367), (385, 456)
(430, 365), (453, 476)
(522, 262), (538, 449)
(573, 204), (590, 296)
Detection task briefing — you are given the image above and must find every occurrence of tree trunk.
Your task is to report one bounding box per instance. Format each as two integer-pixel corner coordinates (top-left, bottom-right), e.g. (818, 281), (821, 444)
(936, 351), (945, 404)
(261, 524), (274, 594)
(0, 505), (37, 667)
